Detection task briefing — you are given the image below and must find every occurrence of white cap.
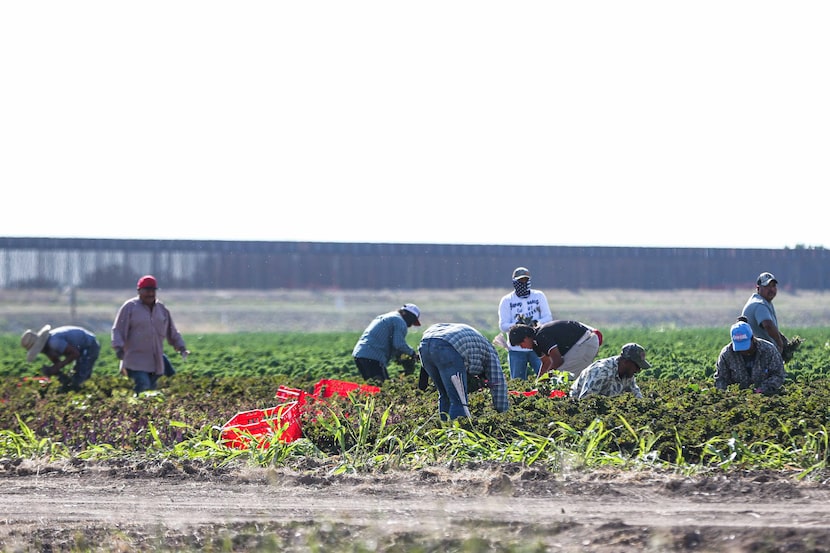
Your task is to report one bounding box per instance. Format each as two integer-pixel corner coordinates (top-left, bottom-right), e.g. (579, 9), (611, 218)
(402, 303), (421, 326)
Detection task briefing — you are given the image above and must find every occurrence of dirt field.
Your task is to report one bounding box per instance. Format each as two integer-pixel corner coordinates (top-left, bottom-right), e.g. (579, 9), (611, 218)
(1, 458), (830, 552)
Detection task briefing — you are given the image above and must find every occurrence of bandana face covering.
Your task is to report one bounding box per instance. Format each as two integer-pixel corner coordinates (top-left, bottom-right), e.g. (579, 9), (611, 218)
(513, 278), (531, 298)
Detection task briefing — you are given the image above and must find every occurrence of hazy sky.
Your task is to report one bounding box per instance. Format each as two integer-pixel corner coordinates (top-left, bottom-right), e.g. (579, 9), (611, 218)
(2, 2), (828, 250)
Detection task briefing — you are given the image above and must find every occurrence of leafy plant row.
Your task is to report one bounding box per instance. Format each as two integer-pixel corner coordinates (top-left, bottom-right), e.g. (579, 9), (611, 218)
(3, 327), (828, 380)
(1, 328), (829, 473)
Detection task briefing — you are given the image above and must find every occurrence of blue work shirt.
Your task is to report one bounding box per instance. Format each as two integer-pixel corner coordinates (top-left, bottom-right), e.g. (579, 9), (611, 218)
(352, 311), (415, 368)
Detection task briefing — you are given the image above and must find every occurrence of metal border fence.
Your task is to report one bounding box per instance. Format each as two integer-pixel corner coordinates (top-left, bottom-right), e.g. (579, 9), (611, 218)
(1, 237), (827, 291)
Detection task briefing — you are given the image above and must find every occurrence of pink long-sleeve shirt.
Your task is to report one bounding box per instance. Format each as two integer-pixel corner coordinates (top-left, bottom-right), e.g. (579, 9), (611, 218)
(111, 297), (186, 375)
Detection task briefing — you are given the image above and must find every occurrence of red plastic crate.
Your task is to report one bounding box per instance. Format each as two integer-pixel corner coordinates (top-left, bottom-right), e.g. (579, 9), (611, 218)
(220, 402), (303, 449)
(220, 379), (381, 451)
(220, 420), (275, 450)
(508, 389), (567, 398)
(275, 385), (307, 405)
(222, 406), (280, 428)
(313, 379), (380, 399)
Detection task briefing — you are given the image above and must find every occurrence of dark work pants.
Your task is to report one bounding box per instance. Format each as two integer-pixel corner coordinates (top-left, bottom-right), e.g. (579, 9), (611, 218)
(354, 357), (388, 382)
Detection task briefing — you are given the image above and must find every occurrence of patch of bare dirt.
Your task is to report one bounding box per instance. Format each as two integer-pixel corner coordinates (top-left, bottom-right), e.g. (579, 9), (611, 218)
(2, 459), (830, 552)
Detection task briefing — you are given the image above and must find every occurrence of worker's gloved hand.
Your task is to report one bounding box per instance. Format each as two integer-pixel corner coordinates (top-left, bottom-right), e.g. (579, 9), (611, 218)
(781, 336), (803, 363)
(399, 353), (416, 375)
(115, 348), (125, 360)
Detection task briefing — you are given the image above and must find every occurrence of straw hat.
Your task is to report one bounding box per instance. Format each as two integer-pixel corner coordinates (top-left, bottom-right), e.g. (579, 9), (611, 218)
(21, 324), (51, 363)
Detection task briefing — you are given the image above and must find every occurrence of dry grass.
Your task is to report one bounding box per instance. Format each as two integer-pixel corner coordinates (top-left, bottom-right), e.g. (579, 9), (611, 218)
(4, 287), (830, 335)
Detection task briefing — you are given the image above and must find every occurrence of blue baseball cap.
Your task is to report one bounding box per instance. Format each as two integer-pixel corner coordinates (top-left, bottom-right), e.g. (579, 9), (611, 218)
(731, 321), (753, 351)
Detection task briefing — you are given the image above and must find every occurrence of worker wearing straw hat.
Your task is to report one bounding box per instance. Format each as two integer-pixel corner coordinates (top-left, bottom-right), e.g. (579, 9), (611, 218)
(21, 324), (101, 391)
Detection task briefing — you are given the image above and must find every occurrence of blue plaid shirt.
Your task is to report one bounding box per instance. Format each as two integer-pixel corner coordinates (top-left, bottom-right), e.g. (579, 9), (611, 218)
(421, 323), (509, 413)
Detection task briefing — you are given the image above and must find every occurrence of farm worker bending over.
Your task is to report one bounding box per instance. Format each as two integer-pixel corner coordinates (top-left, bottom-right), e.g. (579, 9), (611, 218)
(353, 304), (421, 383)
(21, 324), (100, 391)
(111, 275), (189, 394)
(508, 320), (602, 378)
(569, 343), (650, 399)
(714, 320), (785, 395)
(497, 267), (554, 380)
(418, 323), (509, 420)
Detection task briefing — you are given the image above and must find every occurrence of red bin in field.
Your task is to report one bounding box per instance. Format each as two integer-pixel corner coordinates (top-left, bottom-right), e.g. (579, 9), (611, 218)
(219, 402), (302, 449)
(313, 379), (380, 399)
(220, 379), (380, 450)
(508, 389), (567, 398)
(275, 384), (308, 405)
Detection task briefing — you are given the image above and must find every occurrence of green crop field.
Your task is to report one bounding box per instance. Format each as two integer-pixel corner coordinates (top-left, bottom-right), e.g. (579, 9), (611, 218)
(2, 325), (830, 475)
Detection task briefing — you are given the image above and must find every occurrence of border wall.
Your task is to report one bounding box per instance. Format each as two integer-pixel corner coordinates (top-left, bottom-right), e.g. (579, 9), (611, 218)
(1, 237), (828, 291)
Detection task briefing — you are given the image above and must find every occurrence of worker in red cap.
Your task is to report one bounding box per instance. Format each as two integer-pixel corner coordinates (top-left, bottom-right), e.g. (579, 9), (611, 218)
(111, 275), (189, 394)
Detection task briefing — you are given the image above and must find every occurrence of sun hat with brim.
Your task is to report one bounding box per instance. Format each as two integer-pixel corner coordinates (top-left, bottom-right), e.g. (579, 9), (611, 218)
(21, 324), (51, 363)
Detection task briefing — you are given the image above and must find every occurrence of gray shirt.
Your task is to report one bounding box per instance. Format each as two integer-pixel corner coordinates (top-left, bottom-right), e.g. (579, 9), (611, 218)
(741, 293), (778, 345)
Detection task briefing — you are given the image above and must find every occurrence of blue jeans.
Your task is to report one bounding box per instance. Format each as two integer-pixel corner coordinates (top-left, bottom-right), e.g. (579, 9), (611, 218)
(508, 349), (542, 380)
(418, 338), (470, 420)
(72, 341), (100, 387)
(126, 370), (160, 394)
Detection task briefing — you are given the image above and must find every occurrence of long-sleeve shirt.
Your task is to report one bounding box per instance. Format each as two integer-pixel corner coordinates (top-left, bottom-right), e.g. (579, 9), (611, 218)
(421, 323), (509, 413)
(112, 298), (186, 375)
(498, 290), (553, 352)
(352, 311), (415, 367)
(714, 338), (785, 395)
(569, 356), (643, 399)
(45, 326), (99, 357)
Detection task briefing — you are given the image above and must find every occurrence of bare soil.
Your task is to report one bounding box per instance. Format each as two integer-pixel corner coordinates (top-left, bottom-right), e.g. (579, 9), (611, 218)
(2, 459), (830, 552)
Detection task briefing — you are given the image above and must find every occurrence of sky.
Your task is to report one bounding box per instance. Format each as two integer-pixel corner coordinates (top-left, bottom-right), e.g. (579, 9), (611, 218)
(2, 2), (828, 250)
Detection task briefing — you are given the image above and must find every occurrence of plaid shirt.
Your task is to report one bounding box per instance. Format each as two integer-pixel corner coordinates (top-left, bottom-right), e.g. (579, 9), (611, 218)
(569, 356), (643, 399)
(421, 323), (509, 412)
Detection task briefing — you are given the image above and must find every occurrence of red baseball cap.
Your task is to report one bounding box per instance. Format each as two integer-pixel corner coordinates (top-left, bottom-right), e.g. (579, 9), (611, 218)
(137, 275), (158, 290)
